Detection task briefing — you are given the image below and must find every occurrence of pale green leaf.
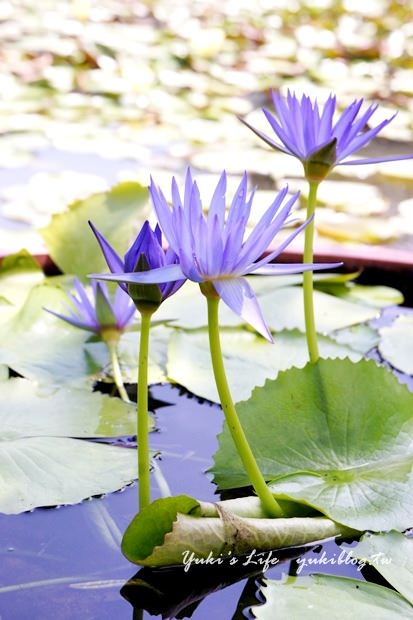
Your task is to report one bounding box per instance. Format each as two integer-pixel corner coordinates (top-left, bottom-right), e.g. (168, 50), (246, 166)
(167, 329), (359, 403)
(379, 314), (413, 375)
(252, 574), (413, 620)
(0, 378), (136, 439)
(0, 437), (136, 514)
(41, 181), (150, 277)
(348, 531), (413, 605)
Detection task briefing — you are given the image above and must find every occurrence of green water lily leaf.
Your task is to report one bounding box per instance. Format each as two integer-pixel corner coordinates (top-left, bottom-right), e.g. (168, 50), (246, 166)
(121, 495), (350, 567)
(0, 437), (136, 514)
(167, 329), (360, 403)
(252, 574), (413, 620)
(0, 378), (136, 439)
(348, 531), (413, 606)
(41, 181), (149, 277)
(379, 314), (413, 375)
(213, 359), (413, 531)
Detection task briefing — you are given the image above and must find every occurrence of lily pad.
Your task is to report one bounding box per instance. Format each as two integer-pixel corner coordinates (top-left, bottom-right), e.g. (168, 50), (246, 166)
(41, 181), (150, 277)
(348, 531), (413, 606)
(0, 378), (136, 439)
(379, 314), (413, 375)
(252, 574), (413, 619)
(212, 359), (413, 531)
(0, 437), (136, 514)
(167, 329), (359, 403)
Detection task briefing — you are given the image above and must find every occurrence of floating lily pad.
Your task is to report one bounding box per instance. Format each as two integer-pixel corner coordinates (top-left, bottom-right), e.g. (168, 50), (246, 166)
(252, 574), (413, 619)
(379, 314), (413, 375)
(0, 437), (136, 514)
(213, 359), (413, 531)
(329, 324), (379, 353)
(348, 531), (413, 606)
(41, 181), (150, 277)
(259, 287), (378, 333)
(167, 329), (359, 403)
(0, 378), (136, 439)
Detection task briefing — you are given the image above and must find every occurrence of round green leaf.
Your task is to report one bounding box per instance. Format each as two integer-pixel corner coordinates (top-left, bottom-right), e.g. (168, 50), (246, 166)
(212, 359), (413, 531)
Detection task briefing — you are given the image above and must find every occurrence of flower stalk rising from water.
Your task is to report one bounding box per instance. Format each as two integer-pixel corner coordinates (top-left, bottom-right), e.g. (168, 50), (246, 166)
(45, 278), (135, 402)
(91, 170), (339, 517)
(89, 220), (184, 511)
(241, 91), (413, 362)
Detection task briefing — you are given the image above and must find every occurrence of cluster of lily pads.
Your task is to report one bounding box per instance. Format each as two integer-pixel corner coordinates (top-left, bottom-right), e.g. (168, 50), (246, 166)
(2, 89), (413, 614)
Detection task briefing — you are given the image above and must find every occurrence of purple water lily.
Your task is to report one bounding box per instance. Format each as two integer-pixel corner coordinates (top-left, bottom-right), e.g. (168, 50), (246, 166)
(90, 170), (340, 341)
(89, 220), (185, 310)
(45, 278), (135, 335)
(241, 90), (413, 180)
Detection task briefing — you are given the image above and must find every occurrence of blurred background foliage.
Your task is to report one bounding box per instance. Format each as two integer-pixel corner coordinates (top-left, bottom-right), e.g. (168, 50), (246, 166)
(0, 0), (412, 255)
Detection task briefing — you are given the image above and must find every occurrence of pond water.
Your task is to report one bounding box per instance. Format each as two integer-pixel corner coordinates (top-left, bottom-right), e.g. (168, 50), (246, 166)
(1, 307), (412, 619)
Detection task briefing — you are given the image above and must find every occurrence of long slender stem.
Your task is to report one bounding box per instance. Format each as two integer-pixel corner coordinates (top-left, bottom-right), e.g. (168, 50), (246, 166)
(303, 181), (320, 364)
(106, 341), (130, 403)
(137, 311), (152, 511)
(206, 295), (283, 518)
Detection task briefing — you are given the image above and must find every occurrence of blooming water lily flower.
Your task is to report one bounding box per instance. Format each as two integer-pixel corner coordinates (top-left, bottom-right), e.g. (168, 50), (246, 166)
(241, 90), (413, 181)
(45, 277), (135, 337)
(90, 170), (340, 341)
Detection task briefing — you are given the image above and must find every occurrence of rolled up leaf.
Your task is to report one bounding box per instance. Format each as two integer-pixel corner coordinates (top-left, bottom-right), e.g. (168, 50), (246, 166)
(122, 495), (356, 567)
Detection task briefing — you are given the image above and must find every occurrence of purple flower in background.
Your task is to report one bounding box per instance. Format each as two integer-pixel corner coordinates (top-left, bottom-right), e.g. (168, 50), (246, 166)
(45, 278), (135, 335)
(89, 220), (185, 310)
(91, 170), (340, 341)
(241, 90), (413, 181)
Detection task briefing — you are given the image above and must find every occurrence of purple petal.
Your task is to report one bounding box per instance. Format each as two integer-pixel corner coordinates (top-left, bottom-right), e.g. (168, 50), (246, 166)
(88, 221), (124, 273)
(89, 264), (186, 285)
(238, 117), (292, 155)
(213, 277), (273, 342)
(44, 308), (96, 332)
(208, 170), (227, 228)
(252, 262), (343, 275)
(339, 153), (413, 165)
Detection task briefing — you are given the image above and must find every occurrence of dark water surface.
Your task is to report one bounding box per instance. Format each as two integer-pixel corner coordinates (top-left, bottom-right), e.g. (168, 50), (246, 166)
(1, 307), (412, 620)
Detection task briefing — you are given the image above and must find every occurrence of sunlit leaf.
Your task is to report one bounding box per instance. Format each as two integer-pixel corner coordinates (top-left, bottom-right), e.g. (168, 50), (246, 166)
(41, 181), (150, 277)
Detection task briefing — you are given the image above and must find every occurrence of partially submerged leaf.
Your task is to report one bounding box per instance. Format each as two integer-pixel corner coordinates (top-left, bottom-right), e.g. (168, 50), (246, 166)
(252, 574), (413, 619)
(41, 181), (149, 277)
(213, 359), (413, 531)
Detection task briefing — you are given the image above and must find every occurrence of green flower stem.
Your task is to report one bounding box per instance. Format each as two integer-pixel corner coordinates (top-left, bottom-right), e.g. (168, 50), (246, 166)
(206, 295), (283, 518)
(137, 311), (153, 511)
(303, 181), (320, 364)
(106, 341), (130, 403)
